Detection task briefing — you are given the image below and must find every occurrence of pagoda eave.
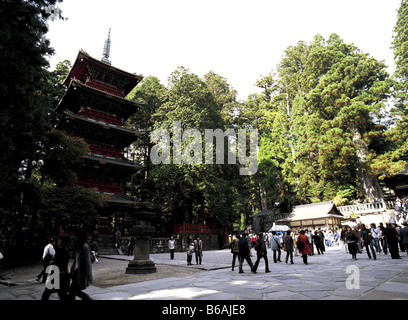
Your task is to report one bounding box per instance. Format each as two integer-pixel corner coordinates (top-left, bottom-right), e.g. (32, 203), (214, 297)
(55, 80), (144, 121)
(62, 110), (143, 134)
(82, 154), (144, 171)
(63, 50), (143, 96)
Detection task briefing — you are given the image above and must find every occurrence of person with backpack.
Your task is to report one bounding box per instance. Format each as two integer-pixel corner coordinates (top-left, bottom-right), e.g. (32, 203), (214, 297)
(296, 230), (312, 265)
(282, 230), (294, 264)
(238, 233), (255, 273)
(252, 232), (270, 273)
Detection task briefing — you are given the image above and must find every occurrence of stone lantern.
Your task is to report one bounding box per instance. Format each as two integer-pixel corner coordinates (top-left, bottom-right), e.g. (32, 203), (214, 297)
(125, 190), (160, 274)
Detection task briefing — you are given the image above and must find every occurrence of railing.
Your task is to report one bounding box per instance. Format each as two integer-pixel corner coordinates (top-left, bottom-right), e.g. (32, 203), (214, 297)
(77, 178), (121, 194)
(88, 143), (123, 159)
(174, 222), (219, 234)
(78, 108), (123, 127)
(338, 200), (395, 216)
(85, 79), (124, 97)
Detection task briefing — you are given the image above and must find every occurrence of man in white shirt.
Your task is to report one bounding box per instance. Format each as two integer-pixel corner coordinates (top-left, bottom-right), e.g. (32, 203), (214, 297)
(36, 238), (56, 283)
(369, 223), (381, 254)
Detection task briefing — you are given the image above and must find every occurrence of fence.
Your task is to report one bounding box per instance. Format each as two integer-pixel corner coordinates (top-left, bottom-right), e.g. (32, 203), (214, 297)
(337, 200), (398, 217)
(174, 222), (224, 234)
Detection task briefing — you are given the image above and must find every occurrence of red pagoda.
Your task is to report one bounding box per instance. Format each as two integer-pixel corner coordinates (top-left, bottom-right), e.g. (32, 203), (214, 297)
(55, 36), (145, 244)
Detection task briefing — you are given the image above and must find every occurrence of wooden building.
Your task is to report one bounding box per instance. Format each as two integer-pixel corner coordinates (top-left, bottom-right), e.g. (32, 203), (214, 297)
(276, 201), (345, 231)
(55, 48), (145, 237)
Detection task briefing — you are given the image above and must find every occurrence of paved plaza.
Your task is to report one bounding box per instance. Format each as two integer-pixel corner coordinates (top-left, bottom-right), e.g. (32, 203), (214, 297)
(1, 246), (408, 301)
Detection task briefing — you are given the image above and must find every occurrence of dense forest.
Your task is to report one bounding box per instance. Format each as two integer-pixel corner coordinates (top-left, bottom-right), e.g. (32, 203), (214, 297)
(1, 0), (407, 260)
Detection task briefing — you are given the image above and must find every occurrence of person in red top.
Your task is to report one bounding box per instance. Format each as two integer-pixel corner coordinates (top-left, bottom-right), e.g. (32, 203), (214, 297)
(296, 230), (312, 265)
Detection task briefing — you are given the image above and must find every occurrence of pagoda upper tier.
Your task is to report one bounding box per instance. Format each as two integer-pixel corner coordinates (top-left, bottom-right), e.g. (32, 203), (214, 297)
(56, 79), (145, 123)
(63, 50), (143, 98)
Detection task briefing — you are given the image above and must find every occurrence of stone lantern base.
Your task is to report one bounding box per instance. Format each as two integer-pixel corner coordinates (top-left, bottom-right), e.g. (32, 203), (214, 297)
(125, 228), (157, 274)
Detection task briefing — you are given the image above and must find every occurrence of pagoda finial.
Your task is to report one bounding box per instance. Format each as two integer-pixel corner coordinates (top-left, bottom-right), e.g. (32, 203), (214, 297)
(101, 28), (112, 65)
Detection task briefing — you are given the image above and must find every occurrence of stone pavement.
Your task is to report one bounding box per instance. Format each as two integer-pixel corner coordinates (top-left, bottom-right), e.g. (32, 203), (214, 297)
(1, 246), (408, 300)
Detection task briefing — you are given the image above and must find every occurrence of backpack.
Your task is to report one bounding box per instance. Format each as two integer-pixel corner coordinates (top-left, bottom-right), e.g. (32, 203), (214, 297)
(297, 238), (304, 250)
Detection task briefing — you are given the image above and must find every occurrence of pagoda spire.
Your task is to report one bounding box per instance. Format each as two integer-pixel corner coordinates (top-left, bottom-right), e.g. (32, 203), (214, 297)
(101, 28), (112, 65)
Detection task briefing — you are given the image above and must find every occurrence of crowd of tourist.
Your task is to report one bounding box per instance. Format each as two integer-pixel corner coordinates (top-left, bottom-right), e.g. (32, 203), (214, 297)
(226, 217), (408, 273)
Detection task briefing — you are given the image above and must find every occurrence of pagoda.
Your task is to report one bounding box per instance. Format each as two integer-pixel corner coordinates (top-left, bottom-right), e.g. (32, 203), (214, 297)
(55, 32), (145, 242)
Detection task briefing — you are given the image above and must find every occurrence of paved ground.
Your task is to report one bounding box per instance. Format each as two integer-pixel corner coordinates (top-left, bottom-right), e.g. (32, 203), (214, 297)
(1, 246), (408, 301)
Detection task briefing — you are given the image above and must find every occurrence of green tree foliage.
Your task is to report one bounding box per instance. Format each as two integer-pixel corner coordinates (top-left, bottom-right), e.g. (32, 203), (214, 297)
(387, 0), (408, 174)
(257, 34), (394, 205)
(0, 0), (62, 188)
(0, 1), (104, 261)
(127, 68), (247, 233)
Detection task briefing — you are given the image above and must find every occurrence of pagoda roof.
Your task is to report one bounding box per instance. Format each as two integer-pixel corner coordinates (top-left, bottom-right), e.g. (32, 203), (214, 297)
(57, 110), (144, 149)
(277, 201), (344, 223)
(56, 80), (144, 121)
(103, 193), (141, 206)
(82, 153), (143, 171)
(63, 50), (143, 96)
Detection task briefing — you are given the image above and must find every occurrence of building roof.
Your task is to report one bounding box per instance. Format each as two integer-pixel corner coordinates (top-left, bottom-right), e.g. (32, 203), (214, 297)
(55, 80), (144, 121)
(103, 193), (141, 205)
(57, 110), (144, 149)
(63, 50), (143, 96)
(82, 153), (144, 170)
(277, 201), (344, 223)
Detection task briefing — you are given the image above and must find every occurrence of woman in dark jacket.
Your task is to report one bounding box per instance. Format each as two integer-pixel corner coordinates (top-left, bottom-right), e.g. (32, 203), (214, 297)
(68, 229), (93, 300)
(345, 226), (358, 260)
(312, 231), (324, 255)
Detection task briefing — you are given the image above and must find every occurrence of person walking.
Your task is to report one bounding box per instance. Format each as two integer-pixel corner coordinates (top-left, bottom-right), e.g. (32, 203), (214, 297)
(90, 238), (98, 264)
(282, 230), (294, 264)
(312, 231), (324, 254)
(253, 232), (270, 273)
(370, 223), (381, 254)
(360, 224), (376, 260)
(36, 237), (56, 283)
(186, 235), (195, 265)
(194, 236), (203, 265)
(340, 226), (348, 253)
(383, 223), (401, 259)
(296, 230), (312, 265)
(41, 234), (71, 300)
(168, 235), (176, 260)
(269, 231), (282, 263)
(399, 221), (408, 255)
(68, 229), (93, 300)
(238, 233), (254, 273)
(345, 226), (358, 260)
(353, 226), (363, 254)
(318, 228), (326, 252)
(306, 230), (314, 255)
(378, 223), (388, 255)
(230, 234), (240, 271)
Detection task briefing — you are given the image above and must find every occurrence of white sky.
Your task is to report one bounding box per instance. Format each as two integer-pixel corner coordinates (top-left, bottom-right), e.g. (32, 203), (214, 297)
(46, 0), (402, 101)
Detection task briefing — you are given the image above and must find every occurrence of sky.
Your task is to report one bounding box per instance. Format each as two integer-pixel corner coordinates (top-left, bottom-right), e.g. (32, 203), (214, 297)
(46, 0), (402, 101)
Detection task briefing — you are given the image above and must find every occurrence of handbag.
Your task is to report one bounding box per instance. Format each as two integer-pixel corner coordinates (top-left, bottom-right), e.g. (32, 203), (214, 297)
(272, 236), (281, 249)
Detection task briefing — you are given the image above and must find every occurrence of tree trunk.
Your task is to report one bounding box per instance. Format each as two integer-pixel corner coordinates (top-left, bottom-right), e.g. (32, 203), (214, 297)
(351, 126), (384, 201)
(259, 183), (268, 211)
